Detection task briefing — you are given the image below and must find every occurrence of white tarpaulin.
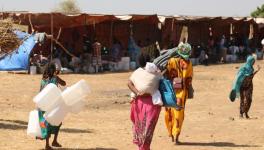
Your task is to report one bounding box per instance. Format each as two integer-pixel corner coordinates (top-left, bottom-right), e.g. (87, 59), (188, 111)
(115, 15), (132, 20)
(255, 18), (264, 24)
(158, 16), (166, 23)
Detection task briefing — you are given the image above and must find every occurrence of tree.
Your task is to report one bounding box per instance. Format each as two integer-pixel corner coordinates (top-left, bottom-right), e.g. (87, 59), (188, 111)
(54, 0), (81, 14)
(251, 4), (264, 17)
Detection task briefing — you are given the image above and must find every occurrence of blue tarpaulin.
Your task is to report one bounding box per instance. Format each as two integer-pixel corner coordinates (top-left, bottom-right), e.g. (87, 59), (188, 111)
(0, 31), (36, 71)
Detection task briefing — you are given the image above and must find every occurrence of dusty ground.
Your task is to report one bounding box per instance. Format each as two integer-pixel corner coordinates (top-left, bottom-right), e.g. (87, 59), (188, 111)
(0, 60), (264, 150)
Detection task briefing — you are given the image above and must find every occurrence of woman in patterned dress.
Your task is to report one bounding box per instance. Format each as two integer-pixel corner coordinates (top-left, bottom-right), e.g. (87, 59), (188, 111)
(37, 63), (66, 150)
(229, 55), (260, 118)
(128, 52), (161, 150)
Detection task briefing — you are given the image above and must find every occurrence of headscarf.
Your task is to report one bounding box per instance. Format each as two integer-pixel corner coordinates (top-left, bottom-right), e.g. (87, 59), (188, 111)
(177, 42), (192, 60)
(229, 55), (255, 101)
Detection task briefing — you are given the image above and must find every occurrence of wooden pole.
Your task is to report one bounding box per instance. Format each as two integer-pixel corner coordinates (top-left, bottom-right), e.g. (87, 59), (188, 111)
(50, 13), (54, 60)
(45, 33), (75, 58)
(53, 38), (75, 57)
(110, 21), (113, 47)
(56, 27), (62, 40)
(28, 14), (34, 33)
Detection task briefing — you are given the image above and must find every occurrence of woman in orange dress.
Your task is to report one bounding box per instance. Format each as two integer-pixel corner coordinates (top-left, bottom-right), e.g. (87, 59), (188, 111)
(164, 43), (193, 144)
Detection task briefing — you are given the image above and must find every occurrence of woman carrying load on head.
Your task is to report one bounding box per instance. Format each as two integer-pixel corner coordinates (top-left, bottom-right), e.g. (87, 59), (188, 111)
(229, 55), (260, 118)
(164, 42), (193, 144)
(128, 52), (162, 150)
(37, 63), (66, 150)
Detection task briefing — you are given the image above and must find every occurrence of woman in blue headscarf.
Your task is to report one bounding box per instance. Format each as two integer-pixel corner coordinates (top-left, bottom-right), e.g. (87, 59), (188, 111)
(229, 55), (260, 118)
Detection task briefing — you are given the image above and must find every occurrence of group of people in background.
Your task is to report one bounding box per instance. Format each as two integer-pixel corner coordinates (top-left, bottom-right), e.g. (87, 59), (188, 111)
(29, 35), (125, 74)
(30, 31), (264, 76)
(190, 35), (264, 65)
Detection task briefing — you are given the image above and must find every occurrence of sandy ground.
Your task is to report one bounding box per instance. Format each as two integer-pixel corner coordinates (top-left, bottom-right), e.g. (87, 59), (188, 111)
(0, 60), (264, 150)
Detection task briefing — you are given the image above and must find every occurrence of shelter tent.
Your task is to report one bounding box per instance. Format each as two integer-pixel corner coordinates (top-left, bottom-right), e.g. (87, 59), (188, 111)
(0, 12), (261, 58)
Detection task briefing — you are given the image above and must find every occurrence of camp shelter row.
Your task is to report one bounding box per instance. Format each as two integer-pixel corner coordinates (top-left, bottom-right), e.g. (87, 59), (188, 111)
(1, 12), (263, 55)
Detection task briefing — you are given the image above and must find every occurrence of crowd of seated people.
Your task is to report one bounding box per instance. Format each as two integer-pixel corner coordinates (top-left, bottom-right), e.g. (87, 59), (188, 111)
(190, 35), (264, 65)
(31, 36), (126, 74)
(29, 34), (264, 74)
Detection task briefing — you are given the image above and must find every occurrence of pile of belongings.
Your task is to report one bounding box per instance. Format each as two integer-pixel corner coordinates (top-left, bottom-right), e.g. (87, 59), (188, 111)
(27, 80), (90, 137)
(153, 42), (191, 71)
(34, 32), (46, 45)
(153, 47), (179, 71)
(0, 19), (22, 55)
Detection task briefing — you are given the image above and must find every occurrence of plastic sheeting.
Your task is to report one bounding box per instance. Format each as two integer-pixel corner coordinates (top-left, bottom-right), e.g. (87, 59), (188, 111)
(0, 31), (36, 71)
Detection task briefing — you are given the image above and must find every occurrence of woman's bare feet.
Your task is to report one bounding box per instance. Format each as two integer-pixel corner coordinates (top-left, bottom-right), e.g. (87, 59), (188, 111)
(171, 135), (174, 142)
(175, 139), (181, 145)
(240, 113), (243, 118)
(52, 141), (62, 147)
(245, 114), (250, 119)
(175, 134), (181, 145)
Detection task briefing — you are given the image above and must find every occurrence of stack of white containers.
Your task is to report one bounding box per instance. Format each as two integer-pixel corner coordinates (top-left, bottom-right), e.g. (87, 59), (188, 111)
(121, 57), (130, 71)
(27, 79), (90, 137)
(130, 61), (137, 70)
(117, 57), (130, 71)
(226, 55), (233, 63)
(190, 58), (199, 66)
(231, 55), (238, 62)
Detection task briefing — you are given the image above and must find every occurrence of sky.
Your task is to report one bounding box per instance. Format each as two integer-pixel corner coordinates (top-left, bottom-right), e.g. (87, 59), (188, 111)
(0, 0), (263, 17)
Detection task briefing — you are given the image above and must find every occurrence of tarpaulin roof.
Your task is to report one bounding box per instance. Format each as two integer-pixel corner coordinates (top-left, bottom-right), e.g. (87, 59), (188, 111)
(255, 18), (264, 24)
(13, 13), (117, 28)
(1, 13), (161, 28)
(1, 12), (257, 29)
(164, 16), (254, 23)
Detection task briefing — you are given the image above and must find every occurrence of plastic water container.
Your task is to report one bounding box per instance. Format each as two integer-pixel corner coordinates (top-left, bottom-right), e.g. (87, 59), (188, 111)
(44, 102), (69, 126)
(27, 110), (41, 137)
(30, 66), (37, 75)
(130, 61), (137, 70)
(62, 79), (90, 106)
(33, 83), (63, 111)
(195, 58), (200, 65)
(256, 51), (263, 60)
(122, 57), (130, 71)
(121, 57), (130, 62)
(117, 61), (129, 71)
(226, 55), (232, 63)
(117, 61), (124, 71)
(190, 58), (196, 65)
(88, 65), (95, 73)
(231, 55), (238, 62)
(70, 99), (86, 114)
(123, 61), (130, 71)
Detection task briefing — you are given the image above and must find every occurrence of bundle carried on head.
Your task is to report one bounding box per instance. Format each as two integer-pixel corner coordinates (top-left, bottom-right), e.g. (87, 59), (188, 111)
(0, 19), (22, 55)
(153, 42), (192, 70)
